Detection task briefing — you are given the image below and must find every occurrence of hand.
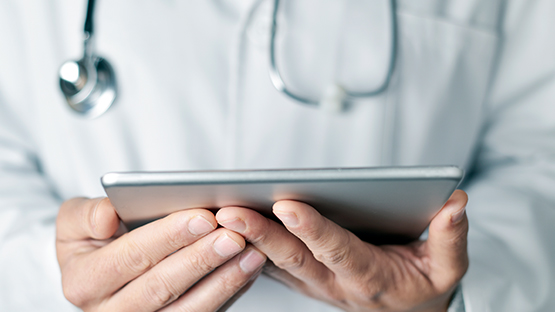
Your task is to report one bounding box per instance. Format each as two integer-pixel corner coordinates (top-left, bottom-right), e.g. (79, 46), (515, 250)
(56, 197), (266, 311)
(216, 190), (469, 312)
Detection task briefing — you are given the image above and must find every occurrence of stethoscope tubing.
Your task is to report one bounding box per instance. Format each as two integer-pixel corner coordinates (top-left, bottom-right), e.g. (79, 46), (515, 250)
(269, 0), (398, 105)
(61, 0), (398, 117)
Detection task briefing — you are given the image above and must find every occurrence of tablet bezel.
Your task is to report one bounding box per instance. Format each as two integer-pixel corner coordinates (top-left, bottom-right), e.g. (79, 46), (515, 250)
(102, 166), (464, 243)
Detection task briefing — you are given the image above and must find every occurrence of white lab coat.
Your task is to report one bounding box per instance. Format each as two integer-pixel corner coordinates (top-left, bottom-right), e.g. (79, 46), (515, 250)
(0, 0), (554, 311)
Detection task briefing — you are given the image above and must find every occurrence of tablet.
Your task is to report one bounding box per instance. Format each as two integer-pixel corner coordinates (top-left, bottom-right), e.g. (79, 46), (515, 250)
(101, 166), (463, 243)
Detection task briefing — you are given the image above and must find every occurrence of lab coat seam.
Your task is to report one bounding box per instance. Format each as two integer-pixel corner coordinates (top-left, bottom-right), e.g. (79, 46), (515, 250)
(380, 50), (401, 166)
(461, 0), (506, 178)
(227, 1), (264, 169)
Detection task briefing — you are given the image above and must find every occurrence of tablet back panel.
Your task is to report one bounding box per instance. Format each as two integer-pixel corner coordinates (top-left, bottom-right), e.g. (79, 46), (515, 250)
(102, 166), (463, 242)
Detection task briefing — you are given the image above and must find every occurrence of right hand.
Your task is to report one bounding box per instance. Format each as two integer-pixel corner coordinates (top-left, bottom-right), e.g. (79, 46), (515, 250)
(56, 197), (267, 311)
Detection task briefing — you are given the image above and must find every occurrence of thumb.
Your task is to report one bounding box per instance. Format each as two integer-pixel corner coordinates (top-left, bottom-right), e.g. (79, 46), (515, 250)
(426, 190), (469, 291)
(57, 197), (121, 241)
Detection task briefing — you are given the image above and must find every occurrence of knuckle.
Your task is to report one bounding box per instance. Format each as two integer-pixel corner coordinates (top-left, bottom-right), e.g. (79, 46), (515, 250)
(314, 232), (358, 269)
(246, 218), (272, 245)
(274, 251), (306, 271)
(315, 246), (351, 267)
(187, 250), (217, 275)
(115, 238), (153, 274)
(215, 272), (245, 295)
(298, 220), (349, 251)
(298, 224), (323, 242)
(62, 283), (85, 307)
(143, 273), (180, 307)
(61, 274), (90, 307)
(162, 224), (189, 251)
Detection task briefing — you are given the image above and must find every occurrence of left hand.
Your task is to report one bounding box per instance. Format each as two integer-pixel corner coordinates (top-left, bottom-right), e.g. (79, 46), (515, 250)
(216, 190), (469, 312)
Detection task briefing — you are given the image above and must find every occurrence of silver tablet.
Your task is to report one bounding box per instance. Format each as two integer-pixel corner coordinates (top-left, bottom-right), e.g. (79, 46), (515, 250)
(102, 166), (463, 243)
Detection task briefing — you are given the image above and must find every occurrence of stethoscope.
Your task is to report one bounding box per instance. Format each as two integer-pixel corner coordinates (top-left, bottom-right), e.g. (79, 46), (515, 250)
(59, 0), (116, 119)
(59, 0), (397, 118)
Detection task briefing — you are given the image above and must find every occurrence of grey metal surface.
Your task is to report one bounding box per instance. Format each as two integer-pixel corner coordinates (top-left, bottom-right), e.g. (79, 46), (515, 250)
(102, 166), (463, 240)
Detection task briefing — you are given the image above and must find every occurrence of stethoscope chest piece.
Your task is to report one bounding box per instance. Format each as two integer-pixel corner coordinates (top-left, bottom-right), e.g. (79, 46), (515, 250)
(59, 55), (116, 119)
(59, 0), (116, 119)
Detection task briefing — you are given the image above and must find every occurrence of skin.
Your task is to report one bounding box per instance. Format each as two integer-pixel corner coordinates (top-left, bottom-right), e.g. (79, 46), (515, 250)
(56, 190), (468, 311)
(216, 190), (469, 312)
(56, 197), (267, 311)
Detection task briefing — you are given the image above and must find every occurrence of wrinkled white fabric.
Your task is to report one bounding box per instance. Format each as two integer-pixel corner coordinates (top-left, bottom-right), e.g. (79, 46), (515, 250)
(0, 0), (554, 311)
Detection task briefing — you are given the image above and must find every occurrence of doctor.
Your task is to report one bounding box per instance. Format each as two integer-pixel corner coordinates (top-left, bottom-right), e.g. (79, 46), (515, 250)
(0, 0), (554, 311)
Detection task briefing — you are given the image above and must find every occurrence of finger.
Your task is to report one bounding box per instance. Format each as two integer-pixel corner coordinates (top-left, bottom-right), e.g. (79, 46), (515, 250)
(105, 229), (251, 311)
(262, 260), (309, 294)
(216, 207), (332, 285)
(63, 209), (218, 306)
(426, 190), (469, 291)
(57, 197), (120, 241)
(271, 200), (378, 278)
(159, 246), (266, 312)
(216, 258), (263, 312)
(216, 277), (258, 312)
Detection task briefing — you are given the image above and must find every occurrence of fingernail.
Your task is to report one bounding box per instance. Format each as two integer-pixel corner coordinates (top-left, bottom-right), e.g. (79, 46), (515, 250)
(219, 218), (247, 233)
(274, 211), (299, 227)
(451, 206), (466, 224)
(90, 198), (106, 237)
(214, 234), (243, 257)
(188, 216), (215, 236)
(239, 249), (266, 273)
